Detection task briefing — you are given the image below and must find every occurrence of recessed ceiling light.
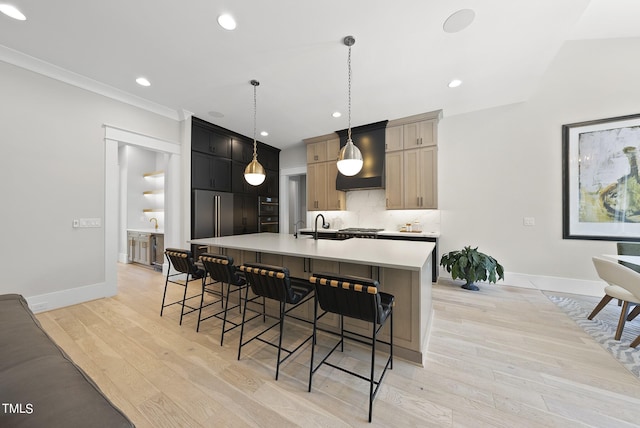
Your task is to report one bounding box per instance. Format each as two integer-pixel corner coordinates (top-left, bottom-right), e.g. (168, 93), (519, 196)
(448, 79), (462, 88)
(218, 14), (236, 30)
(136, 77), (151, 87)
(208, 111), (225, 118)
(260, 131), (268, 137)
(443, 9), (475, 33)
(0, 4), (26, 20)
(332, 112), (342, 118)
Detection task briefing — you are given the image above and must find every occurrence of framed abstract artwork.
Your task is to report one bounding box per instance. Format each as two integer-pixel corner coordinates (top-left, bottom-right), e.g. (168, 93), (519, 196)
(563, 113), (640, 241)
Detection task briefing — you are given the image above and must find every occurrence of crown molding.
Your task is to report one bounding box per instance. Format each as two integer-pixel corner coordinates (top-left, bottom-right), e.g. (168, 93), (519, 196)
(0, 44), (180, 121)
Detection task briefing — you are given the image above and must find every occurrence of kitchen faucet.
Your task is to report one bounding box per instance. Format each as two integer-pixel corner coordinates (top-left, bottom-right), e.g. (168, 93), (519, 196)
(149, 217), (158, 230)
(314, 214), (330, 240)
(293, 220), (305, 238)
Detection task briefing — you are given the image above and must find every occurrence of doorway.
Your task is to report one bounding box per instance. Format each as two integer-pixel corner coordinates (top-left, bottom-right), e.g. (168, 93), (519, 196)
(104, 125), (182, 295)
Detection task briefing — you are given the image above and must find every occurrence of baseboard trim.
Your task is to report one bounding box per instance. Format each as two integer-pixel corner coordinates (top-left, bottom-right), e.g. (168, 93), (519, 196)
(25, 281), (117, 314)
(438, 272), (603, 297)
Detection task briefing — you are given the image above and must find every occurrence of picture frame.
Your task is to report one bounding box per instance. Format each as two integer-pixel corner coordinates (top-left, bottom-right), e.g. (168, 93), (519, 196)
(563, 113), (640, 241)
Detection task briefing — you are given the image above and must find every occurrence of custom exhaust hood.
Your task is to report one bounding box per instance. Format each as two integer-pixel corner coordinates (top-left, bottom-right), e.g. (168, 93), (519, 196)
(335, 120), (388, 191)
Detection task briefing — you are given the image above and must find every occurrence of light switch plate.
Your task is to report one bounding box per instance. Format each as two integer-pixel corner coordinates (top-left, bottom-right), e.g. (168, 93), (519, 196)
(523, 217), (535, 226)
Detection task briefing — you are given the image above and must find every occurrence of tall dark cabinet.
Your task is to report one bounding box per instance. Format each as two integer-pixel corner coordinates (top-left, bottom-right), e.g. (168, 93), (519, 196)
(191, 117), (280, 239)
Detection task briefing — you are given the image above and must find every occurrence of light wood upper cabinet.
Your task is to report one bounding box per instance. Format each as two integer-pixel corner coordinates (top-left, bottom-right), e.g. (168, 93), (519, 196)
(385, 126), (404, 152)
(402, 120), (436, 149)
(403, 147), (437, 209)
(385, 151), (404, 209)
(385, 111), (441, 210)
(307, 141), (328, 164)
(326, 160), (346, 210)
(305, 135), (345, 211)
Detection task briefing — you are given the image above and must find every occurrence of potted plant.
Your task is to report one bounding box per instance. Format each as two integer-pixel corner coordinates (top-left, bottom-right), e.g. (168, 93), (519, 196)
(440, 246), (504, 291)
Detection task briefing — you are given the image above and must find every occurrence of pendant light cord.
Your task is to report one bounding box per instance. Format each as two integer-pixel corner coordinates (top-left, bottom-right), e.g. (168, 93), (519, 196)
(253, 82), (258, 160)
(347, 43), (352, 142)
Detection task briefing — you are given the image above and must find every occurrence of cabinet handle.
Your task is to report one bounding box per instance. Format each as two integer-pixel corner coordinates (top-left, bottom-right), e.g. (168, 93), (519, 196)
(314, 155), (318, 161)
(420, 137), (423, 145)
(420, 197), (423, 206)
(417, 197), (420, 206)
(386, 198), (388, 207)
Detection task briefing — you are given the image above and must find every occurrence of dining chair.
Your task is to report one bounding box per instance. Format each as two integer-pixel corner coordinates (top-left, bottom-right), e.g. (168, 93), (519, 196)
(161, 248), (206, 325)
(589, 256), (640, 342)
(237, 262), (315, 380)
(308, 272), (394, 423)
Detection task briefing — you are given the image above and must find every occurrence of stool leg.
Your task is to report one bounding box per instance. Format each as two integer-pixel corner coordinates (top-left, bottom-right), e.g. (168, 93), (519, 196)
(196, 277), (206, 332)
(275, 301), (285, 381)
(369, 319), (376, 423)
(237, 284), (251, 361)
(308, 297), (318, 393)
(220, 282), (231, 346)
(179, 277), (189, 325)
(160, 274), (170, 316)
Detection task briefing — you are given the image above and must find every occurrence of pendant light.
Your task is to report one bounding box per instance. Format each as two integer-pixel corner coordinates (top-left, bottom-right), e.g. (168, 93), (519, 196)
(337, 35), (363, 177)
(244, 79), (266, 186)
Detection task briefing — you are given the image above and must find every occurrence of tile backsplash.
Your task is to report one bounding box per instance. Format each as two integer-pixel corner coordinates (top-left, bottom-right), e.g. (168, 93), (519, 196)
(307, 189), (440, 233)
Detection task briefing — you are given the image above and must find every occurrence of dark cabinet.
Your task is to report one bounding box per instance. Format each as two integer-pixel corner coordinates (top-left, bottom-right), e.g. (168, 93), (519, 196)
(233, 194), (258, 235)
(257, 143), (279, 170)
(258, 168), (279, 197)
(192, 121), (232, 158)
(232, 160), (258, 195)
(192, 152), (231, 192)
(232, 138), (255, 163)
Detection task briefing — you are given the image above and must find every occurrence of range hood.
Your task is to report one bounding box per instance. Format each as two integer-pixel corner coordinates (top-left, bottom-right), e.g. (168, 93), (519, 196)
(335, 120), (388, 191)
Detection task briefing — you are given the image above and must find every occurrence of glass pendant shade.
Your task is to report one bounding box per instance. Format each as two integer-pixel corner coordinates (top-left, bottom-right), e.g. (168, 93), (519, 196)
(244, 158), (266, 186)
(337, 138), (363, 176)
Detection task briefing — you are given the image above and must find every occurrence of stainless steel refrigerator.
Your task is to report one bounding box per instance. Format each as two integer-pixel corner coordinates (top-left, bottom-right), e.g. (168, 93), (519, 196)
(192, 190), (234, 239)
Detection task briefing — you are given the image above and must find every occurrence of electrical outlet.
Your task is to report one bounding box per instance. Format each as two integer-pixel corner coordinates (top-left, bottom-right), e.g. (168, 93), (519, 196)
(523, 217), (535, 226)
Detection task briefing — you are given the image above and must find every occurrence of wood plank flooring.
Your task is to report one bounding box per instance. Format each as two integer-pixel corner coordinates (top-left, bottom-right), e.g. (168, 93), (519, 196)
(35, 263), (640, 427)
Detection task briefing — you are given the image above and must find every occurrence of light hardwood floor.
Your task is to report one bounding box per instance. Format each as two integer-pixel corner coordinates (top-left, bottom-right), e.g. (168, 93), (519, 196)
(36, 263), (640, 427)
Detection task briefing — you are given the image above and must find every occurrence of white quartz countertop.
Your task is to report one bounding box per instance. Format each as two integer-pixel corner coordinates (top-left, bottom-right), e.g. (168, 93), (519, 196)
(127, 228), (164, 234)
(190, 232), (434, 271)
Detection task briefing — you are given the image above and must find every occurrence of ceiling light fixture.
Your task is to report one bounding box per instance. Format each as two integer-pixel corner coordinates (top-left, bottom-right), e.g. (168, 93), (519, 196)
(332, 112), (342, 118)
(336, 35), (363, 177)
(136, 77), (151, 87)
(217, 14), (236, 30)
(448, 79), (462, 88)
(0, 4), (26, 20)
(260, 131), (269, 137)
(244, 80), (266, 186)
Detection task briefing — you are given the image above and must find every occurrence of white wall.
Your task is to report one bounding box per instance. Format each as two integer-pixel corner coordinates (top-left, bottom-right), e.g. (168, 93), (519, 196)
(0, 61), (180, 309)
(438, 37), (640, 292)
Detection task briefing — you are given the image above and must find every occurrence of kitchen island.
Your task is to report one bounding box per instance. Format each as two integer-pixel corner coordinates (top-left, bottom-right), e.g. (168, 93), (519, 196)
(189, 232), (435, 365)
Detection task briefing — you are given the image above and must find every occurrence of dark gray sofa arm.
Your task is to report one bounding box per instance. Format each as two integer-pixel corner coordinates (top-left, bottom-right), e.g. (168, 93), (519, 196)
(0, 294), (135, 427)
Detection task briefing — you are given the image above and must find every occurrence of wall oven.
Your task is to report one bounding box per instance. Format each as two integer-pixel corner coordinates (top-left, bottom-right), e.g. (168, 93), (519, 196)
(258, 196), (279, 233)
(258, 216), (279, 233)
(258, 196), (279, 216)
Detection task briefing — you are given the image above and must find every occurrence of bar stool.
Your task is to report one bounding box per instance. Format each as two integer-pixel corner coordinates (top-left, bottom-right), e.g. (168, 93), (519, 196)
(237, 262), (315, 380)
(161, 248), (206, 325)
(198, 253), (249, 345)
(308, 272), (394, 423)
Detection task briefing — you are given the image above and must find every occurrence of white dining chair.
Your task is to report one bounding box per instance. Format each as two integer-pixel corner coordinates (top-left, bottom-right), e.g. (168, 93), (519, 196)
(590, 256), (640, 343)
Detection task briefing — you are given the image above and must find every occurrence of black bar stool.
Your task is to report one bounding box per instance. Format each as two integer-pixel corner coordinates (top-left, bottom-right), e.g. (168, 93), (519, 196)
(198, 253), (250, 345)
(308, 272), (394, 423)
(237, 262), (315, 380)
(161, 248), (205, 325)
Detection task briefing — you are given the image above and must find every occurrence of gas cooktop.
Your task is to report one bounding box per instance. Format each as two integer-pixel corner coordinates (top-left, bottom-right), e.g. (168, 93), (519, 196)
(338, 228), (384, 233)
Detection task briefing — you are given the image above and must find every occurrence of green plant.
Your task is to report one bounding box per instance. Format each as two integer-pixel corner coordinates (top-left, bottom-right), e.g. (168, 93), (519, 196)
(440, 246), (504, 291)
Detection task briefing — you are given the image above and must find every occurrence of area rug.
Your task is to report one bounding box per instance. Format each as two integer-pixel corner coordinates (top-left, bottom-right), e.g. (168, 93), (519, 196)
(546, 293), (640, 379)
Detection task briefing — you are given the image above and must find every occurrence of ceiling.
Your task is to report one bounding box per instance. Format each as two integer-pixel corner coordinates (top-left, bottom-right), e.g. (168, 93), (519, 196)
(1, 0), (639, 149)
